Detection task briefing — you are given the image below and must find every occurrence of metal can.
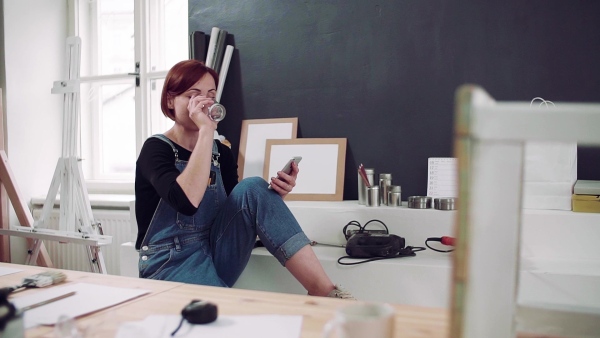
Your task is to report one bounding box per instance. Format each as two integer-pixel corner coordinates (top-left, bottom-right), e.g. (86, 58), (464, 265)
(358, 168), (375, 205)
(407, 196), (432, 209)
(366, 186), (380, 207)
(434, 197), (457, 210)
(387, 185), (402, 207)
(379, 173), (392, 205)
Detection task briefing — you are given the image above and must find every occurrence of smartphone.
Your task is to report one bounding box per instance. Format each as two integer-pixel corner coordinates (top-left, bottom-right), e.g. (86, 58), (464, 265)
(268, 156), (302, 190)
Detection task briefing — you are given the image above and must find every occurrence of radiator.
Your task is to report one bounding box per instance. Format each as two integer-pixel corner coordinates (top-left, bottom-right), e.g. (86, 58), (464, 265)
(32, 208), (132, 275)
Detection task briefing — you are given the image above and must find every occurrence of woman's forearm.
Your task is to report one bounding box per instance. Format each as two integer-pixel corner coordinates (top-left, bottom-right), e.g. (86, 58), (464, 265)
(176, 128), (214, 207)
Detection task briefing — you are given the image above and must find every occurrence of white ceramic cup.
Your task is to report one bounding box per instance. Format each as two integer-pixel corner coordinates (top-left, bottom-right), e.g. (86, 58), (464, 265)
(322, 303), (395, 338)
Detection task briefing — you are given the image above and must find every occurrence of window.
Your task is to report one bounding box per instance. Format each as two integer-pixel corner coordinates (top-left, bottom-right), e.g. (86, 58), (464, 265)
(74, 0), (188, 191)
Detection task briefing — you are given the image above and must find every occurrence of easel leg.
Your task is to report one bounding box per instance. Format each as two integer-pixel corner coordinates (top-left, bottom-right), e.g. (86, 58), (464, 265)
(0, 150), (53, 267)
(87, 245), (107, 274)
(26, 239), (42, 266)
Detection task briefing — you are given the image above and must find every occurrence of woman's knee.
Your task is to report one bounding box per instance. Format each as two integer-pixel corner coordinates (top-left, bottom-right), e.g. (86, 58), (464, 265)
(230, 177), (272, 200)
(238, 176), (268, 190)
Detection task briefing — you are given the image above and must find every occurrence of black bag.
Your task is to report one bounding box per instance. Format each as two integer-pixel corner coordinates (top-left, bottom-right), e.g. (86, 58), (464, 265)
(345, 233), (410, 258)
(339, 233), (424, 265)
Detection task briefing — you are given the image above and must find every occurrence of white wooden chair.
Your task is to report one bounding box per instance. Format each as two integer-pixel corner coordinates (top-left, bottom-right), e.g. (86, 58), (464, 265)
(450, 85), (600, 338)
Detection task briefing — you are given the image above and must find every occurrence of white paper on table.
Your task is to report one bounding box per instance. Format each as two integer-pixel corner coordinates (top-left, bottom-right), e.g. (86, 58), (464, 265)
(11, 282), (150, 328)
(0, 266), (22, 276)
(116, 314), (303, 338)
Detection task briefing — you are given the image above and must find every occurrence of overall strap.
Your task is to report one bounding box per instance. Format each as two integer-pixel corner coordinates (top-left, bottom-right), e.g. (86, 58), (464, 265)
(151, 134), (178, 160)
(152, 134), (220, 164)
(212, 140), (220, 165)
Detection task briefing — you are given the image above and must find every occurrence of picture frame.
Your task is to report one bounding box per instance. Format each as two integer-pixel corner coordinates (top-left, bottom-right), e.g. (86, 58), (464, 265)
(237, 118), (298, 180)
(264, 138), (347, 201)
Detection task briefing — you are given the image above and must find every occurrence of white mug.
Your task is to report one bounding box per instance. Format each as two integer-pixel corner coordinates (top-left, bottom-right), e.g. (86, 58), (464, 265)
(322, 303), (395, 338)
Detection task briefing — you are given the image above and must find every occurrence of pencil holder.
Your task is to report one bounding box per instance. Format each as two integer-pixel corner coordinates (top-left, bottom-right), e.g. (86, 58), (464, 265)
(358, 168), (374, 205)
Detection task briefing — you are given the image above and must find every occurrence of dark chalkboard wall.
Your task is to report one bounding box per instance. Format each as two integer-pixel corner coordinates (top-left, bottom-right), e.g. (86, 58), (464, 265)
(189, 1), (600, 200)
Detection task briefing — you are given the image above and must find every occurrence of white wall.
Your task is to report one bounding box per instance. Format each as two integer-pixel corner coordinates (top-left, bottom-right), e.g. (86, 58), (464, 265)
(3, 0), (66, 262)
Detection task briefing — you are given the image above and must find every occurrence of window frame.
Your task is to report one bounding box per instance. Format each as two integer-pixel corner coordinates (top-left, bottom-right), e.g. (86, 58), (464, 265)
(69, 0), (184, 194)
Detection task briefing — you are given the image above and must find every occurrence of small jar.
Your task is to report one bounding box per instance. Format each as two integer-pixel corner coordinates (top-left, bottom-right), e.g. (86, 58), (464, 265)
(379, 173), (393, 205)
(366, 186), (380, 207)
(407, 196), (432, 209)
(387, 185), (402, 207)
(434, 197), (457, 210)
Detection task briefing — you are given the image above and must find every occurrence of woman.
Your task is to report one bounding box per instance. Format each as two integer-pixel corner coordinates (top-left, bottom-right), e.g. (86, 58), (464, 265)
(135, 60), (353, 299)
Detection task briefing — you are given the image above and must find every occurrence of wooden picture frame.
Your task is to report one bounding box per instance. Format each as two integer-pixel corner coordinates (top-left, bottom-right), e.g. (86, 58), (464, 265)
(264, 138), (346, 201)
(237, 118), (298, 180)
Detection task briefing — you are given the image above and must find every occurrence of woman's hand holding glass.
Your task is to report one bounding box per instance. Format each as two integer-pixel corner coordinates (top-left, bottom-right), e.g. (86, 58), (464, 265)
(187, 95), (218, 129)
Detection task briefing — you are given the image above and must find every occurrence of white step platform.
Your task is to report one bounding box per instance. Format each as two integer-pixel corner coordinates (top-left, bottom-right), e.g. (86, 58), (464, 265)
(120, 201), (600, 310)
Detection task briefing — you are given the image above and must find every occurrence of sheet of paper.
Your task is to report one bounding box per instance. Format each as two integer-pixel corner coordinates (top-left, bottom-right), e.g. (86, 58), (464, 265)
(11, 282), (150, 328)
(116, 314), (303, 338)
(427, 157), (458, 198)
(0, 266), (22, 276)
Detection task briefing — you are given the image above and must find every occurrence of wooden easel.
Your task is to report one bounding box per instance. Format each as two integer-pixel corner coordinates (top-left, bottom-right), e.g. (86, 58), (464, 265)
(0, 89), (7, 262)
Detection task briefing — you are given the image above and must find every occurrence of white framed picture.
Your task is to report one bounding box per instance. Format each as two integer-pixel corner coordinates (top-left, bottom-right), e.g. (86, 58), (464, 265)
(237, 118), (298, 180)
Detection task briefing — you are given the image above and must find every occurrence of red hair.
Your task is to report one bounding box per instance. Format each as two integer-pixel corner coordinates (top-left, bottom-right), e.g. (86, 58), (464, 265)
(161, 60), (219, 120)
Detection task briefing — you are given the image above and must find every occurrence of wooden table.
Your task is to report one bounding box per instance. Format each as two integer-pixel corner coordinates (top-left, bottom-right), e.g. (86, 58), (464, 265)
(1, 263), (449, 338)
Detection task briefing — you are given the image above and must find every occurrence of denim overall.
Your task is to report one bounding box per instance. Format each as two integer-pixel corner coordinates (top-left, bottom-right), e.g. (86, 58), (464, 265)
(138, 134), (310, 287)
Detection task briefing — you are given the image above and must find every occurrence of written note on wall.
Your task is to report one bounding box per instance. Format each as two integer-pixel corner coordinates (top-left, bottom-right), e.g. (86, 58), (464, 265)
(427, 158), (458, 198)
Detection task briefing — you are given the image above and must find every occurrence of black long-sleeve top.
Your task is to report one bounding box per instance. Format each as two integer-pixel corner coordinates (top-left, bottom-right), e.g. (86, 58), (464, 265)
(134, 136), (238, 249)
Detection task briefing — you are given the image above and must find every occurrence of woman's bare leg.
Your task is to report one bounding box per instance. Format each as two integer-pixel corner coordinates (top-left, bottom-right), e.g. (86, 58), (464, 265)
(284, 245), (335, 296)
